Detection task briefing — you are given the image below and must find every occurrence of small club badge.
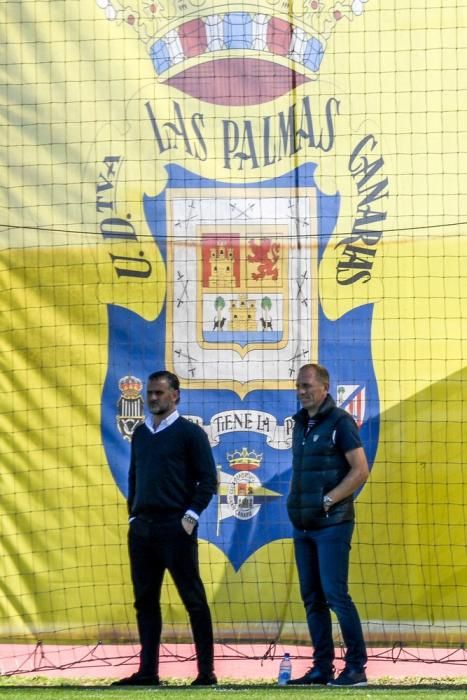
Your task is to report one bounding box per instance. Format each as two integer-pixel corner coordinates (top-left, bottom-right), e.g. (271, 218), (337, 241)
(116, 376), (145, 441)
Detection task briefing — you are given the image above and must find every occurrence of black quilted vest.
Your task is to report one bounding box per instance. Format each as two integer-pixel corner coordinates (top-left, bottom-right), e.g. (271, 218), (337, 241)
(287, 395), (355, 530)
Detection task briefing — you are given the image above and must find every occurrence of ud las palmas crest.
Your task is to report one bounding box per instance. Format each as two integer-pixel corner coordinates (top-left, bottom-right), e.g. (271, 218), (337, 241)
(97, 0), (385, 570)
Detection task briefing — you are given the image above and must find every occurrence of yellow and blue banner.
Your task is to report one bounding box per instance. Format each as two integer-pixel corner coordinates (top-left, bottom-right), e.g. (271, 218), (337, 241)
(1, 0), (466, 645)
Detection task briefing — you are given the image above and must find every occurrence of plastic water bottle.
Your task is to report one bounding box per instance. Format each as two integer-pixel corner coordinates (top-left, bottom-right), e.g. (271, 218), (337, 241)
(277, 652), (292, 685)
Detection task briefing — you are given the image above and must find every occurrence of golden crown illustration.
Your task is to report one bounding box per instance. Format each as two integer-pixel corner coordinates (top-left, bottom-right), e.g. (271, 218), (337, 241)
(96, 0), (369, 77)
(227, 447), (263, 471)
(118, 375), (144, 399)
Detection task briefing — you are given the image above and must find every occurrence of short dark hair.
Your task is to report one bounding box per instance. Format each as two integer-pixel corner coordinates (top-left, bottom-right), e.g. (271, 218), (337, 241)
(298, 363), (330, 389)
(147, 370), (181, 402)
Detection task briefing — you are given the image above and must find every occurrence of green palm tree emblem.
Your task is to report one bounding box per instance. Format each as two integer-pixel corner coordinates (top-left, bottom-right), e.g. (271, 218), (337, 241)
(214, 296), (226, 330)
(261, 296), (272, 330)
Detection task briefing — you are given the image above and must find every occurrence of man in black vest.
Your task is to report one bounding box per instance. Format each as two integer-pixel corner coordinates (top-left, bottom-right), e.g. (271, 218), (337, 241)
(287, 363), (369, 687)
(113, 370), (218, 686)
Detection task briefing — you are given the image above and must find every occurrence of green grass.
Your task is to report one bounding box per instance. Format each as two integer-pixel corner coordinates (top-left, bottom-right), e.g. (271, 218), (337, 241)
(0, 677), (465, 700)
(0, 693), (465, 700)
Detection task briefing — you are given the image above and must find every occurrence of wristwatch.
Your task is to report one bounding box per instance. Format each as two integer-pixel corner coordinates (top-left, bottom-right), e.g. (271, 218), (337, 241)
(323, 495), (333, 509)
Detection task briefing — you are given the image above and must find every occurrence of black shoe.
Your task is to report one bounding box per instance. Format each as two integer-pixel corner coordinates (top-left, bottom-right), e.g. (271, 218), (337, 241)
(287, 666), (335, 685)
(328, 668), (368, 687)
(191, 672), (218, 686)
(111, 672), (160, 686)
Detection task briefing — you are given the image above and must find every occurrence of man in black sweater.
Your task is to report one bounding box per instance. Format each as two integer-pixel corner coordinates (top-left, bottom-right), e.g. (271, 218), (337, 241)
(114, 370), (218, 687)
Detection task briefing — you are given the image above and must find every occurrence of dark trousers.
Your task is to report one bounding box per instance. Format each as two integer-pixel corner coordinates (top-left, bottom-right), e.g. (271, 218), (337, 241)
(293, 521), (367, 673)
(128, 516), (214, 677)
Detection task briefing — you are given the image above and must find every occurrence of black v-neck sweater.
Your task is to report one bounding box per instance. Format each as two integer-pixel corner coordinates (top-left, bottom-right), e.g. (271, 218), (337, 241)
(128, 417), (217, 519)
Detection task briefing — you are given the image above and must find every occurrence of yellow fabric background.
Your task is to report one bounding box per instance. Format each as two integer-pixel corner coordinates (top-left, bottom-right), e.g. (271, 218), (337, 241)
(1, 1), (465, 643)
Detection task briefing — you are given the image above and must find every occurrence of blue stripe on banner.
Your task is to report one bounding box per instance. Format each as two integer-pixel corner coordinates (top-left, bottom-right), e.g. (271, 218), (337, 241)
(224, 13), (253, 50)
(303, 36), (324, 72)
(150, 39), (171, 74)
(203, 331), (283, 346)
